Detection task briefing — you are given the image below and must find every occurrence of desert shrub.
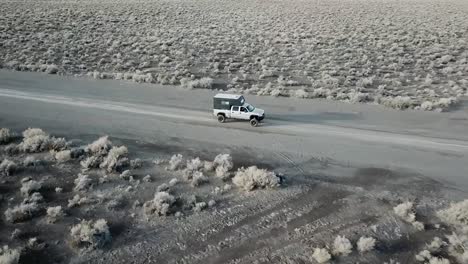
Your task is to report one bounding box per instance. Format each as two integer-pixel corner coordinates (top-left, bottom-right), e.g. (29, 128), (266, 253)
(312, 247), (331, 263)
(0, 245), (20, 264)
(415, 249), (432, 261)
(446, 233), (468, 263)
(203, 161), (214, 172)
(427, 237), (445, 252)
(23, 156), (41, 167)
(193, 202), (207, 212)
(99, 146), (128, 172)
(333, 235), (353, 256)
(120, 170), (132, 180)
(232, 166), (281, 191)
(74, 174), (92, 192)
(191, 171), (208, 187)
(68, 194), (90, 208)
(85, 136), (112, 156)
(55, 150), (71, 163)
(18, 128), (67, 152)
(438, 199), (468, 232)
(186, 157), (203, 172)
(143, 191), (176, 217)
(213, 154), (233, 179)
(157, 183), (169, 192)
(183, 77), (214, 89)
(357, 236), (376, 253)
(168, 154), (183, 171)
(70, 219), (111, 249)
(393, 202), (424, 230)
(20, 180), (42, 196)
(169, 178), (179, 186)
(4, 193), (43, 223)
(0, 128), (12, 144)
(143, 175), (151, 182)
(130, 158), (142, 169)
(379, 96), (413, 110)
(47, 206), (65, 223)
(80, 156), (102, 169)
(0, 159), (17, 176)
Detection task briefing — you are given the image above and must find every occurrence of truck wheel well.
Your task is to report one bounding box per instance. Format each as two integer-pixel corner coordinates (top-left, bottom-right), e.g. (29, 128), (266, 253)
(217, 113), (226, 117)
(250, 115), (257, 120)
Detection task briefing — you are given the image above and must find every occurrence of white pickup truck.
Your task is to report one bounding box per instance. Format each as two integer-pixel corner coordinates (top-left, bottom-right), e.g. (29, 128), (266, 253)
(213, 93), (265, 127)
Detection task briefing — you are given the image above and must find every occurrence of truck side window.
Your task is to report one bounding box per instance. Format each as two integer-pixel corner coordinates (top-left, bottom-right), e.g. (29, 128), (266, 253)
(232, 106), (239, 111)
(241, 107), (247, 112)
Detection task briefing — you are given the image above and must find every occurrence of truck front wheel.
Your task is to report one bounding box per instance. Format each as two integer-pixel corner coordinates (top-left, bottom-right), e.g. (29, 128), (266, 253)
(250, 118), (259, 127)
(217, 114), (226, 123)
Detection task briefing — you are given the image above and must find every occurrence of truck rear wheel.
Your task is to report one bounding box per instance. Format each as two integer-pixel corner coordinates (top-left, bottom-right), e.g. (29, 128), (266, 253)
(217, 114), (226, 123)
(250, 118), (259, 127)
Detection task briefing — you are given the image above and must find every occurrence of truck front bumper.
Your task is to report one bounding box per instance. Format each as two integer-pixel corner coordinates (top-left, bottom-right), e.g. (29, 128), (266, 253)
(258, 114), (265, 121)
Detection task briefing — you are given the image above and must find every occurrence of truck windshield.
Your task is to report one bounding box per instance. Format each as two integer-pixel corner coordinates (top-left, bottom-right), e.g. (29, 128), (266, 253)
(246, 104), (255, 112)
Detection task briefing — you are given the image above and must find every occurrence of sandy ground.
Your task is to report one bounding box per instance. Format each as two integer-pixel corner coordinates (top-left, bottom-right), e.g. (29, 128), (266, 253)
(1, 71), (468, 263)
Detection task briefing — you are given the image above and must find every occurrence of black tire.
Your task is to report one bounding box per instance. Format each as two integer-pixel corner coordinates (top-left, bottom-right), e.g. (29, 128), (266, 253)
(217, 114), (226, 123)
(250, 118), (258, 127)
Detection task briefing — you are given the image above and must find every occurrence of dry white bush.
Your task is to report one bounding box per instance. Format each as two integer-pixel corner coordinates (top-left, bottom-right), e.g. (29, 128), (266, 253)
(20, 180), (42, 197)
(74, 173), (92, 192)
(193, 202), (207, 212)
(4, 193), (43, 223)
(213, 154), (233, 179)
(332, 235), (353, 256)
(427, 237), (445, 252)
(232, 166), (281, 191)
(100, 146), (128, 172)
(168, 154), (183, 171)
(182, 77), (214, 89)
(143, 191), (176, 217)
(169, 178), (179, 186)
(312, 247), (331, 263)
(18, 128), (67, 153)
(415, 249), (432, 262)
(70, 219), (111, 249)
(0, 245), (20, 264)
(120, 170), (132, 180)
(186, 157), (203, 172)
(429, 257), (450, 264)
(23, 156), (41, 167)
(157, 183), (169, 192)
(47, 206), (65, 223)
(130, 158), (142, 169)
(0, 128), (12, 144)
(203, 161), (214, 172)
(393, 202), (424, 230)
(81, 156), (102, 170)
(357, 236), (376, 253)
(191, 171), (208, 187)
(143, 175), (151, 182)
(208, 199), (216, 207)
(68, 194), (90, 208)
(85, 136), (112, 156)
(438, 199), (468, 232)
(446, 233), (468, 263)
(0, 159), (17, 176)
(55, 150), (71, 163)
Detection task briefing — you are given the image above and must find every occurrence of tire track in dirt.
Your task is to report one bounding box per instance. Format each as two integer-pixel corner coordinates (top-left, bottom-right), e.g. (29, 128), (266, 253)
(185, 188), (350, 264)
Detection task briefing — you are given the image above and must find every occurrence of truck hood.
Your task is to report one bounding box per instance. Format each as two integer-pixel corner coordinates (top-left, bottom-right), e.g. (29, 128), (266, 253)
(252, 108), (265, 115)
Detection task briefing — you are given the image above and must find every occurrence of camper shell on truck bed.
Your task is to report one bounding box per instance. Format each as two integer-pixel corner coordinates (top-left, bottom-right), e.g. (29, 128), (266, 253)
(213, 94), (245, 110)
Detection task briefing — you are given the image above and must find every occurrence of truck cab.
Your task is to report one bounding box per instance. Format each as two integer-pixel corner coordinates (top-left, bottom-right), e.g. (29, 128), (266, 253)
(213, 94), (265, 127)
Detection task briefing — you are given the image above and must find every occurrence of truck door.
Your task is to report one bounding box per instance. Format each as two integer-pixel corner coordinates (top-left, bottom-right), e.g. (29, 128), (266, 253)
(239, 107), (250, 120)
(231, 106), (242, 119)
